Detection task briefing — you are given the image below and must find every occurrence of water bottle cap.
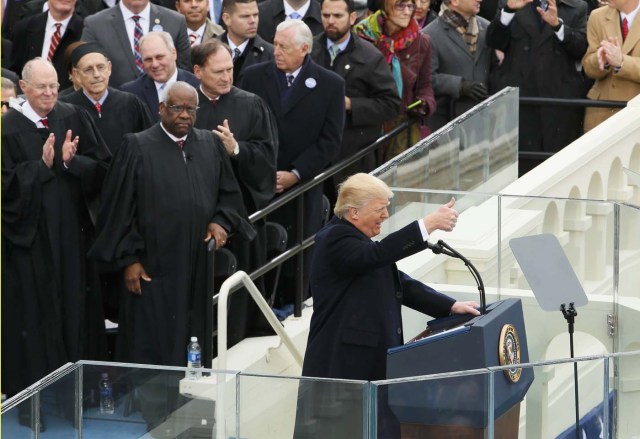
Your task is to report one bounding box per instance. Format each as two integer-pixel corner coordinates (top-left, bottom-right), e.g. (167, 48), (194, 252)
(191, 336), (197, 342)
(101, 372), (108, 379)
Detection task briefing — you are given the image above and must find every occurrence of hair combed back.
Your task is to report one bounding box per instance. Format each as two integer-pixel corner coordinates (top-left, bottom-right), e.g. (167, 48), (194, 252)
(334, 173), (393, 218)
(276, 19), (313, 51)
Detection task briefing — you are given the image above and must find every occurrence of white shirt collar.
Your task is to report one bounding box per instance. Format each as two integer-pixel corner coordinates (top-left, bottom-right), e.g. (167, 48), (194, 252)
(120, 1), (151, 23)
(83, 89), (109, 106)
(21, 100), (48, 126)
(284, 0), (310, 19)
(155, 68), (179, 94)
(45, 12), (72, 32)
(326, 33), (350, 52)
(227, 38), (249, 54)
(188, 22), (207, 44)
(621, 1), (640, 29)
(160, 122), (188, 143)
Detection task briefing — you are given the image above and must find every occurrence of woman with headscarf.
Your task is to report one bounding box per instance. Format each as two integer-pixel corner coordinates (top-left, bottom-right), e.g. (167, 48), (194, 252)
(354, 0), (436, 161)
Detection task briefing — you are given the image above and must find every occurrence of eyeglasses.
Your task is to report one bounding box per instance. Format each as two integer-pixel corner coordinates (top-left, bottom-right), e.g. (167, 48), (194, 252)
(77, 64), (109, 76)
(394, 2), (417, 11)
(166, 104), (199, 115)
(26, 82), (60, 91)
(1, 101), (10, 107)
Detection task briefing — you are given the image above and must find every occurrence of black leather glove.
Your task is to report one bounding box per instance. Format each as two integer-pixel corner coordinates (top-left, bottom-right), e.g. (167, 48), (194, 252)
(459, 80), (489, 101)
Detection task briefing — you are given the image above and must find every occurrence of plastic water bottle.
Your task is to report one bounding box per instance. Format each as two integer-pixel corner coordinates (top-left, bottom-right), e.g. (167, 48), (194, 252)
(99, 372), (115, 414)
(186, 336), (202, 380)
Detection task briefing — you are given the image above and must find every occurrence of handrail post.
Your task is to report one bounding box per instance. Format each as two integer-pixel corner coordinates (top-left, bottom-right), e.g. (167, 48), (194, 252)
(295, 194), (304, 317)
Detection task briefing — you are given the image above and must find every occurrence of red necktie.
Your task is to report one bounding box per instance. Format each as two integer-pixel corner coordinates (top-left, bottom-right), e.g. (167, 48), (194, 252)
(95, 102), (102, 116)
(176, 139), (185, 149)
(189, 33), (198, 46)
(622, 17), (629, 41)
(47, 23), (62, 61)
(132, 16), (144, 74)
(40, 118), (49, 129)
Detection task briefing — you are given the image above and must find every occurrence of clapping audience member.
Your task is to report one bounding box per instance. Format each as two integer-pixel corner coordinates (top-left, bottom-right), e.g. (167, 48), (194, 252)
(486, 0), (589, 174)
(582, 0), (640, 132)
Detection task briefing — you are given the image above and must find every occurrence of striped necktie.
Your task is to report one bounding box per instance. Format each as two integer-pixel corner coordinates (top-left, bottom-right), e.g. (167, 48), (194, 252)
(132, 15), (144, 74)
(286, 74), (295, 87)
(47, 23), (62, 61)
(329, 44), (341, 66)
(189, 32), (199, 46)
(232, 47), (241, 61)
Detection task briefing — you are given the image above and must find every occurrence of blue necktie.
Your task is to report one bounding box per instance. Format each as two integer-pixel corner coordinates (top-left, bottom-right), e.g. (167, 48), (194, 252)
(289, 12), (301, 19)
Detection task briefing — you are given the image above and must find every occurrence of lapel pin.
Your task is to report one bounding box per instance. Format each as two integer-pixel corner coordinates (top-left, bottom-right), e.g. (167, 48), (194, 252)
(305, 78), (317, 88)
(345, 64), (351, 70)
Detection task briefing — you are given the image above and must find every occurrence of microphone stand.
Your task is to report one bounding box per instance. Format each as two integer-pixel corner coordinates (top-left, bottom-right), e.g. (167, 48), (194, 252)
(429, 239), (487, 315)
(561, 302), (581, 439)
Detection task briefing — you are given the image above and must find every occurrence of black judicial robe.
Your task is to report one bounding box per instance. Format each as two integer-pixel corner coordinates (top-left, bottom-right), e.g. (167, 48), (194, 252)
(194, 86), (278, 342)
(1, 102), (111, 395)
(59, 87), (154, 155)
(89, 124), (255, 366)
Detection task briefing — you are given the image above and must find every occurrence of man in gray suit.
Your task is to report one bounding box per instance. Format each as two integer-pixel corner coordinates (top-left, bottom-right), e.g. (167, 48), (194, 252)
(81, 0), (191, 87)
(424, 0), (493, 131)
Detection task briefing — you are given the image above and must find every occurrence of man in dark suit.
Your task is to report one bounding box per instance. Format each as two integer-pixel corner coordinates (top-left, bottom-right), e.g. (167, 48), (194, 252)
(9, 0), (84, 89)
(120, 31), (200, 119)
(486, 0), (589, 175)
(311, 0), (400, 203)
(424, 0), (493, 131)
(175, 0), (224, 46)
(241, 19), (345, 306)
(257, 0), (323, 43)
(81, 0), (191, 87)
(300, 173), (479, 435)
(221, 0), (274, 83)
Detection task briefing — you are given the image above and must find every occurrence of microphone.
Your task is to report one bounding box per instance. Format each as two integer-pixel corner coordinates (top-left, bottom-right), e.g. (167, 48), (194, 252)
(427, 239), (487, 315)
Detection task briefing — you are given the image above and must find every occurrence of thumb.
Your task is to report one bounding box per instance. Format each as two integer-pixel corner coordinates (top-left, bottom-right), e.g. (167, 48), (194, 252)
(141, 271), (152, 282)
(445, 197), (455, 208)
(65, 129), (73, 143)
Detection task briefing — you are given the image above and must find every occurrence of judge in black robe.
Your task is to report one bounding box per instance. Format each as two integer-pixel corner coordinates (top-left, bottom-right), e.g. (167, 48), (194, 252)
(1, 99), (111, 396)
(193, 41), (278, 344)
(89, 85), (255, 368)
(59, 87), (154, 155)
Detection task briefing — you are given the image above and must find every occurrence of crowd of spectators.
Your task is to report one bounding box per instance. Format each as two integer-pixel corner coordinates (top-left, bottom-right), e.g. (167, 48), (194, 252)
(1, 0), (639, 421)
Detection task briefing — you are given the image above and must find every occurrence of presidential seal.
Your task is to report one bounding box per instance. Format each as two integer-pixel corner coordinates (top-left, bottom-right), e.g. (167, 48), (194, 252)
(499, 324), (522, 383)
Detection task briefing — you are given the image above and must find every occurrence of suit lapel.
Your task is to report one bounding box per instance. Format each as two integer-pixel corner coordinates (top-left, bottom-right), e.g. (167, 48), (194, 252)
(28, 13), (48, 54)
(442, 24), (473, 60)
(263, 66), (283, 116)
(142, 76), (159, 115)
(622, 8), (640, 54)
(282, 59), (317, 114)
(111, 7), (136, 66)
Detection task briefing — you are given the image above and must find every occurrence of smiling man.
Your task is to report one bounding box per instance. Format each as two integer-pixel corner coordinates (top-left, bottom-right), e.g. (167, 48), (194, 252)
(2, 57), (111, 400)
(120, 31), (200, 120)
(60, 42), (153, 155)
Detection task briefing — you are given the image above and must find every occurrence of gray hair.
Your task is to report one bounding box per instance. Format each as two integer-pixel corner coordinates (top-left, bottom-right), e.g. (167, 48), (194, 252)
(161, 81), (199, 105)
(140, 31), (176, 52)
(334, 173), (394, 218)
(275, 19), (313, 52)
(22, 57), (56, 83)
(1, 77), (17, 92)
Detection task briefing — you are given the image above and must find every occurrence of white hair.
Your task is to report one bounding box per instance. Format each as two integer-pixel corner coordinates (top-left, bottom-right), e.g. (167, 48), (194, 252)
(275, 19), (313, 52)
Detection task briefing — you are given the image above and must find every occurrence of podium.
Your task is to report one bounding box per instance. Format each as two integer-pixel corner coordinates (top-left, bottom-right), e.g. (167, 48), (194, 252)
(386, 298), (533, 438)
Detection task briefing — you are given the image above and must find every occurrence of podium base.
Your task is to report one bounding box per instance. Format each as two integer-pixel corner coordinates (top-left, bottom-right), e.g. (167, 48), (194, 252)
(400, 403), (520, 439)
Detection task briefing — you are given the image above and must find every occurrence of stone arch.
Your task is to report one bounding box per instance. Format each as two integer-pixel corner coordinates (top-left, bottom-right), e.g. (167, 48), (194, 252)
(563, 187), (588, 278)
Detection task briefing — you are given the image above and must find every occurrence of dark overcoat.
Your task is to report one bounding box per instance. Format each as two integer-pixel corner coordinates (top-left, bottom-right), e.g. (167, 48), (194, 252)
(302, 216), (455, 381)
